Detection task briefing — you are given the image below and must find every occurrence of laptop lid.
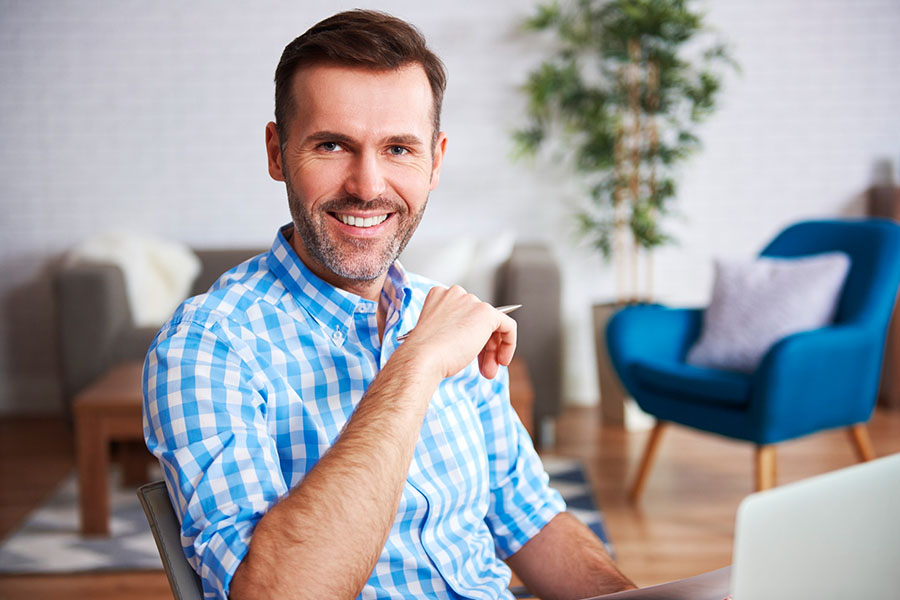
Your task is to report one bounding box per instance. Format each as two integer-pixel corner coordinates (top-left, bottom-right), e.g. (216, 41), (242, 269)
(731, 452), (900, 600)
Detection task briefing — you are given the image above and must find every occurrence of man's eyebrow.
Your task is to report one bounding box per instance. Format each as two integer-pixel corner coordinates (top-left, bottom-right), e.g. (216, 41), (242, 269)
(305, 131), (355, 145)
(385, 134), (425, 147)
(303, 131), (425, 148)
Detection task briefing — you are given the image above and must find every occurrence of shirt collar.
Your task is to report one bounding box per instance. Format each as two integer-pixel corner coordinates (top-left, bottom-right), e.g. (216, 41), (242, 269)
(383, 258), (413, 312)
(267, 224), (413, 342)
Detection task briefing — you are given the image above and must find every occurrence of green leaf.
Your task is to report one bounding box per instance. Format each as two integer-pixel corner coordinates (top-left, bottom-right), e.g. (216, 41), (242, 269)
(525, 1), (563, 30)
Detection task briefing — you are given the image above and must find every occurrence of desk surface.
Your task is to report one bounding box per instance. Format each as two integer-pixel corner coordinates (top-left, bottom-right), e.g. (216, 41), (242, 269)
(587, 567), (731, 600)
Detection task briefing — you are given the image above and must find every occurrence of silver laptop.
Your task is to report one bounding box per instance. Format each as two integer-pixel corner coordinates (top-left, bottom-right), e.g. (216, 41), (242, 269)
(731, 451), (900, 600)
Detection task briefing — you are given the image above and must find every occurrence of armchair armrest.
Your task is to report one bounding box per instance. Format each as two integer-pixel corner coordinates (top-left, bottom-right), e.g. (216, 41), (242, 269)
(605, 305), (702, 400)
(606, 305), (703, 365)
(53, 262), (135, 409)
(751, 325), (883, 442)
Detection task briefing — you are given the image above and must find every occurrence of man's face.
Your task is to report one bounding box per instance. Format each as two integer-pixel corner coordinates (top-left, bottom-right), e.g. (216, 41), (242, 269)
(266, 64), (446, 295)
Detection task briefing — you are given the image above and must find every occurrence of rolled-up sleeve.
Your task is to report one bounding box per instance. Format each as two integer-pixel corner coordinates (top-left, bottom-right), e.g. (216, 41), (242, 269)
(477, 368), (566, 559)
(143, 312), (288, 599)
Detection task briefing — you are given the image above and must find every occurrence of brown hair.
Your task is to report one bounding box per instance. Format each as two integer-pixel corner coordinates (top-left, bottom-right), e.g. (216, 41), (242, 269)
(274, 10), (447, 149)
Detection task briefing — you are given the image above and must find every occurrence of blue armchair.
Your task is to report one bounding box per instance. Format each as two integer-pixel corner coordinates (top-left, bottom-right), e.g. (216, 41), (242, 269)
(606, 219), (900, 501)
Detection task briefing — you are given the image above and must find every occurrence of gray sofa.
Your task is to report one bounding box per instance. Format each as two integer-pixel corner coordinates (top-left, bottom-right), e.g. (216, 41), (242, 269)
(54, 243), (562, 445)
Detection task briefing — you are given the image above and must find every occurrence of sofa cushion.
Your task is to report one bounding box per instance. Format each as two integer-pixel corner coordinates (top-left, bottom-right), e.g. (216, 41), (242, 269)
(686, 252), (851, 373)
(631, 358), (752, 407)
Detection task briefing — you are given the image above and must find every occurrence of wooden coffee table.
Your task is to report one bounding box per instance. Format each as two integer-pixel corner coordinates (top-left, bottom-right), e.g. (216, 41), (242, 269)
(73, 361), (146, 536)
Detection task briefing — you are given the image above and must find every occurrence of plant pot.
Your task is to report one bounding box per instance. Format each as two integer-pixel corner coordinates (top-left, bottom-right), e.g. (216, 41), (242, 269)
(592, 303), (628, 425)
(592, 303), (656, 430)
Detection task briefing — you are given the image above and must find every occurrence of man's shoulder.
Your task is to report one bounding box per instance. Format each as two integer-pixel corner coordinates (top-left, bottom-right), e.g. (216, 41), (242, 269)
(165, 253), (285, 332)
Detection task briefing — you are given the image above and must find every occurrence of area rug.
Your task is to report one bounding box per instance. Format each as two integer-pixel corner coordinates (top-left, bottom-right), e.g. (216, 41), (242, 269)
(0, 457), (611, 573)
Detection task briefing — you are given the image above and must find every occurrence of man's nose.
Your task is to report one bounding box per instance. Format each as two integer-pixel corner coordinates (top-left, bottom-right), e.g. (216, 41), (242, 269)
(344, 150), (387, 201)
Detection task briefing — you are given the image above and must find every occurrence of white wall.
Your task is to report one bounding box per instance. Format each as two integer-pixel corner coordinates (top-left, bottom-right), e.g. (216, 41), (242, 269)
(1, 0), (898, 413)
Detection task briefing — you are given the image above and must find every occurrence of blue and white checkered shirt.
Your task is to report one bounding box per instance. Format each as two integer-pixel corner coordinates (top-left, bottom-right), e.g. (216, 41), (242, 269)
(143, 225), (565, 599)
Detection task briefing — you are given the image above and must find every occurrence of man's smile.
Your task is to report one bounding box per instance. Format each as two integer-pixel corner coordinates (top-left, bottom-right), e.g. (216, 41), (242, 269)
(333, 212), (391, 229)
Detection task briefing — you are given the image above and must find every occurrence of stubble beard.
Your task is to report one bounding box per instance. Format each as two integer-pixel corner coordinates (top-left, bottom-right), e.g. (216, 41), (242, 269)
(285, 176), (426, 282)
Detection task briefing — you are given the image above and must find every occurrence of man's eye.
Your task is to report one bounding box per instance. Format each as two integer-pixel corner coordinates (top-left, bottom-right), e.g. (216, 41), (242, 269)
(388, 146), (409, 156)
(319, 142), (342, 152)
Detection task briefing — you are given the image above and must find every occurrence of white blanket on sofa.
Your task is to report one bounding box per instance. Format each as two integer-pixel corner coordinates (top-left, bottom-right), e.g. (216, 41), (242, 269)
(66, 231), (200, 327)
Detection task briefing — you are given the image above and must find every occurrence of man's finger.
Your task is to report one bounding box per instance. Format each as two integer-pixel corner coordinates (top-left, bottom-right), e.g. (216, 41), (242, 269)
(479, 319), (516, 379)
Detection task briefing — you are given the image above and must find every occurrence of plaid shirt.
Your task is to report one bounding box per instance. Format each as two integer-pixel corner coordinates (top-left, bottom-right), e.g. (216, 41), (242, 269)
(143, 225), (565, 599)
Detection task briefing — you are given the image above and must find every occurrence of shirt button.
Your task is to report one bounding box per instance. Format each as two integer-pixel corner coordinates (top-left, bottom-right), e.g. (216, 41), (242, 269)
(332, 330), (344, 343)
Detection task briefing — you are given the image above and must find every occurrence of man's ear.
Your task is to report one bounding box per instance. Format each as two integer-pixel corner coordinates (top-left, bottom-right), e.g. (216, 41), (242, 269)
(429, 132), (448, 191)
(265, 122), (285, 182)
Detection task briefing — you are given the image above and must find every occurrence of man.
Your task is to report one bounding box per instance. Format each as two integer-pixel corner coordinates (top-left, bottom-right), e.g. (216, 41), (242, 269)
(143, 10), (635, 599)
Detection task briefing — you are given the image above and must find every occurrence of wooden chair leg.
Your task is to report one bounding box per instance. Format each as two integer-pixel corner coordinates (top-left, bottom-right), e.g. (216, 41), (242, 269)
(848, 424), (876, 462)
(755, 445), (777, 492)
(629, 421), (667, 503)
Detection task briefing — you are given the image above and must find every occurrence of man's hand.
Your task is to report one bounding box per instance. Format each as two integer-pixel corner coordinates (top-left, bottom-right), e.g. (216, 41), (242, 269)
(398, 285), (517, 380)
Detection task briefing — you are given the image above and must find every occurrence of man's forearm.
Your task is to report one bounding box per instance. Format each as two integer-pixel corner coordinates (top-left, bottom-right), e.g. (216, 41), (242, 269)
(230, 347), (442, 599)
(507, 512), (637, 600)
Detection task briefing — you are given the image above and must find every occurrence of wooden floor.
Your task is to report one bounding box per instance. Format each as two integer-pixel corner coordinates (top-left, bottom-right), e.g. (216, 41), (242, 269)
(2, 406), (900, 598)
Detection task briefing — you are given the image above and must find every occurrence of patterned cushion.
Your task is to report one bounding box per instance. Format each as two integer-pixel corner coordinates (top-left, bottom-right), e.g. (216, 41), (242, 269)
(686, 252), (851, 373)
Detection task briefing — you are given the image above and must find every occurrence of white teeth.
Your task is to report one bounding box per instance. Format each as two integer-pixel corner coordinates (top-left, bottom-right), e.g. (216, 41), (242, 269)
(338, 214), (388, 228)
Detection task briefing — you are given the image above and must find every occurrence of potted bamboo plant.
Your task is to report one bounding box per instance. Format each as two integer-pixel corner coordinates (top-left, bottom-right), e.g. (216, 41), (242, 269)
(515, 0), (736, 423)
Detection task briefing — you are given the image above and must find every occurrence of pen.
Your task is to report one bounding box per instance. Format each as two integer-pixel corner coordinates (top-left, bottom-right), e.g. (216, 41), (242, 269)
(396, 304), (522, 341)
